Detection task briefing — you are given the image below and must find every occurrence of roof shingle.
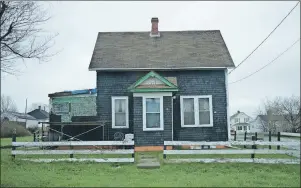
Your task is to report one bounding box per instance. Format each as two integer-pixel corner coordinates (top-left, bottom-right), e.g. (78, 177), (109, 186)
(89, 30), (235, 70)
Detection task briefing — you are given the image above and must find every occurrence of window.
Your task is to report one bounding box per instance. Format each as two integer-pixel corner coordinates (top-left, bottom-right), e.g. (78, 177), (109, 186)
(243, 126), (247, 131)
(180, 95), (213, 127)
(143, 96), (163, 131)
(237, 126), (242, 130)
(235, 118), (239, 123)
(244, 118), (249, 122)
(112, 96), (129, 128)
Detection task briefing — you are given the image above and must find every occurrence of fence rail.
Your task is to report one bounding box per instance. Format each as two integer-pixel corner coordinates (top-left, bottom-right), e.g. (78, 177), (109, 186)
(11, 133), (135, 163)
(163, 140), (300, 164)
(12, 141), (134, 147)
(164, 141), (300, 146)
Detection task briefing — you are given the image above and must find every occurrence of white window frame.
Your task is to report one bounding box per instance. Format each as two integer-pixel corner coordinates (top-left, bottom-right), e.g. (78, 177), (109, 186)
(180, 95), (213, 127)
(111, 96), (129, 129)
(143, 95), (164, 131)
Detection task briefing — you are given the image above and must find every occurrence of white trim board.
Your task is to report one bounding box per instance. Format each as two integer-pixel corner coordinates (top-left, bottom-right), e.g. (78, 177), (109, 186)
(89, 67), (231, 71)
(180, 95), (213, 127)
(111, 96), (129, 129)
(225, 69), (230, 141)
(133, 92), (172, 97)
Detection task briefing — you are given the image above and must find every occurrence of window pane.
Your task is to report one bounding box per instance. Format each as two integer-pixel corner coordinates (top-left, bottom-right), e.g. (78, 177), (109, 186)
(146, 98), (160, 113)
(183, 98), (195, 125)
(115, 113), (126, 126)
(199, 111), (210, 124)
(114, 99), (126, 126)
(146, 113), (160, 128)
(115, 99), (126, 113)
(199, 98), (209, 111)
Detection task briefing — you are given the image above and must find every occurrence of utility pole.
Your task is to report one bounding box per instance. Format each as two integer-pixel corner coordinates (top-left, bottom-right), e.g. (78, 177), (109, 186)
(24, 98), (28, 127)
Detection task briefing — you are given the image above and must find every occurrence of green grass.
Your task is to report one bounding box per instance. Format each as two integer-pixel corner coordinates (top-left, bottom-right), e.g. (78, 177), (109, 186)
(0, 136), (32, 147)
(1, 137), (300, 187)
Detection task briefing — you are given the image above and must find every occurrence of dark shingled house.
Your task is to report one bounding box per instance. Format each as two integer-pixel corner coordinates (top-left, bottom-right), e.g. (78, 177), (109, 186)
(88, 17), (235, 149)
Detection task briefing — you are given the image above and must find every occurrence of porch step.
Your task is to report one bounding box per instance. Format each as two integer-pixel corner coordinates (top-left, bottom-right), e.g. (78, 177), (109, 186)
(137, 154), (160, 169)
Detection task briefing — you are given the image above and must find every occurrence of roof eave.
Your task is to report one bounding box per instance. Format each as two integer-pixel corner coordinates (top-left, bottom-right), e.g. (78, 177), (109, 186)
(89, 67), (234, 71)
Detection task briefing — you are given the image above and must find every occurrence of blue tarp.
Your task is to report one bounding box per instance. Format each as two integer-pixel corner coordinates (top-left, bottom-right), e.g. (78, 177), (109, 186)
(71, 88), (97, 95)
(61, 88), (97, 95)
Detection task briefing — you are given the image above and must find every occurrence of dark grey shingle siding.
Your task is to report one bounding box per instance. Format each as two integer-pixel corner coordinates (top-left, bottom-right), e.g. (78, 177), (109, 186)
(96, 70), (228, 145)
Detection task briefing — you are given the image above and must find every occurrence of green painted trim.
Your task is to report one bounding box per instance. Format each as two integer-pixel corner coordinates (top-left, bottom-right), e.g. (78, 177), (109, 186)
(129, 88), (179, 93)
(128, 71), (178, 91)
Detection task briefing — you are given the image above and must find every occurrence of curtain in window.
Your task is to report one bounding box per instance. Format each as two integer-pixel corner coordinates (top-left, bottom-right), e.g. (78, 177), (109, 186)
(199, 98), (210, 124)
(146, 98), (160, 128)
(183, 98), (195, 125)
(115, 99), (126, 126)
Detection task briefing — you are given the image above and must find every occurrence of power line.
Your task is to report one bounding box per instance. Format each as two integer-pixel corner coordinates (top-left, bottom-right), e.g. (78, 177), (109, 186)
(229, 1), (300, 75)
(229, 38), (300, 85)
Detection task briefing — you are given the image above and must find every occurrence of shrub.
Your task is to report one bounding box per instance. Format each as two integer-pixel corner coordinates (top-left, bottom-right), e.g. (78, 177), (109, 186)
(27, 126), (39, 134)
(0, 121), (31, 138)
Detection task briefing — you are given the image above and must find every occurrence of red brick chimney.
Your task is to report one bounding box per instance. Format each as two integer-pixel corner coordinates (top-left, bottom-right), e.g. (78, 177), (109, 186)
(150, 17), (160, 37)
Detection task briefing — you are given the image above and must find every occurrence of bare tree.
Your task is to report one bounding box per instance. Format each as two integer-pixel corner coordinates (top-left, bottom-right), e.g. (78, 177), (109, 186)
(1, 94), (17, 113)
(0, 1), (58, 75)
(274, 96), (300, 133)
(256, 97), (279, 133)
(29, 103), (49, 112)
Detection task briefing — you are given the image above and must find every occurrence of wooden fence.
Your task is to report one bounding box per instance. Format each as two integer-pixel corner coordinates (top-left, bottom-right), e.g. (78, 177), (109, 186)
(11, 134), (135, 163)
(163, 140), (300, 164)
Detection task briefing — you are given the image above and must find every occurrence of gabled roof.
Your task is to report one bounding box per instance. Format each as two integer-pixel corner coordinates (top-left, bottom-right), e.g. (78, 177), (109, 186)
(230, 111), (252, 119)
(27, 109), (49, 120)
(2, 111), (36, 120)
(89, 30), (235, 71)
(128, 71), (178, 92)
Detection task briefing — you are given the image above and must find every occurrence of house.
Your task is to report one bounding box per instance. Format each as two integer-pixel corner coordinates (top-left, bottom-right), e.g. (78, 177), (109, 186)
(27, 106), (49, 127)
(250, 115), (293, 133)
(48, 88), (98, 141)
(230, 111), (252, 133)
(87, 17), (235, 148)
(1, 111), (38, 128)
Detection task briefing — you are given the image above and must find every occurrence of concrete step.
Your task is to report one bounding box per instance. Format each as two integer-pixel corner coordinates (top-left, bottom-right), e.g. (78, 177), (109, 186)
(137, 161), (161, 169)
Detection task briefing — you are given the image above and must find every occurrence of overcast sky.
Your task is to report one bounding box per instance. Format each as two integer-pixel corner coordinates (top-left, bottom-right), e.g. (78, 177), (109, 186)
(1, 1), (300, 118)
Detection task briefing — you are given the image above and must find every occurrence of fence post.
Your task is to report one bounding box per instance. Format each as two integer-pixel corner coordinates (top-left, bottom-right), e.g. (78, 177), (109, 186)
(251, 136), (256, 159)
(70, 138), (73, 158)
(163, 145), (167, 159)
(269, 131), (271, 149)
(255, 132), (257, 149)
(277, 132), (280, 150)
(12, 128), (16, 160)
(234, 131), (236, 141)
(132, 143), (135, 159)
(244, 132), (247, 148)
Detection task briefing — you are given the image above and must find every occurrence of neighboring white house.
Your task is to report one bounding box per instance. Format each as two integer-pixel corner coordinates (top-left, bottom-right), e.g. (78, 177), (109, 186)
(1, 111), (39, 128)
(230, 111), (253, 133)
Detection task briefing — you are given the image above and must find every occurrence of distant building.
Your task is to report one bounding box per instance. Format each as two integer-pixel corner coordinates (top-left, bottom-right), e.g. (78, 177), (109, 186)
(1, 111), (38, 128)
(27, 106), (49, 127)
(230, 111), (253, 133)
(250, 115), (295, 133)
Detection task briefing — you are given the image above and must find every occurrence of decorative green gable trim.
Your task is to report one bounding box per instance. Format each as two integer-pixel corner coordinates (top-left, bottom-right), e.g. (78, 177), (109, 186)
(129, 88), (179, 93)
(128, 71), (178, 93)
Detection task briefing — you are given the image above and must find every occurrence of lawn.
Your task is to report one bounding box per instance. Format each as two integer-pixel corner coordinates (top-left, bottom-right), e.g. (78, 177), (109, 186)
(1, 137), (300, 187)
(0, 136), (32, 147)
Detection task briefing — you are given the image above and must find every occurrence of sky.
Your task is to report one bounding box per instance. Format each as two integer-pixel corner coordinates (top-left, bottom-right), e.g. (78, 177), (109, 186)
(1, 1), (300, 118)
